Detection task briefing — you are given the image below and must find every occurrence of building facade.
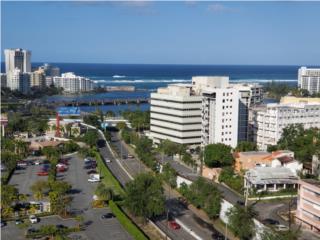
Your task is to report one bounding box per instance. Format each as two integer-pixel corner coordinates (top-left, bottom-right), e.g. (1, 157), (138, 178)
(250, 101), (320, 150)
(4, 48), (31, 73)
(298, 67), (320, 94)
(150, 84), (202, 145)
(296, 179), (320, 233)
(1, 73), (7, 88)
(53, 72), (94, 93)
(7, 68), (30, 94)
(30, 69), (46, 89)
(38, 63), (60, 77)
(202, 87), (240, 148)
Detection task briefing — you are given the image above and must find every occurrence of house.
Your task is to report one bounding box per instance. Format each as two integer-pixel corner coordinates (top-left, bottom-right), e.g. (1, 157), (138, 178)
(244, 167), (298, 192)
(295, 179), (320, 233)
(234, 150), (301, 175)
(29, 140), (63, 151)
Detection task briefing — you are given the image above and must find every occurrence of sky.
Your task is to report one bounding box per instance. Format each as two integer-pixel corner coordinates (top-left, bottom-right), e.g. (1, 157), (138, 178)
(1, 1), (320, 65)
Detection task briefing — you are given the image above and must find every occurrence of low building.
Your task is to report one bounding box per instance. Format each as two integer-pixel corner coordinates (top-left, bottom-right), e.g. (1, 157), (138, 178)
(250, 100), (320, 150)
(244, 167), (298, 192)
(29, 140), (63, 151)
(295, 179), (320, 233)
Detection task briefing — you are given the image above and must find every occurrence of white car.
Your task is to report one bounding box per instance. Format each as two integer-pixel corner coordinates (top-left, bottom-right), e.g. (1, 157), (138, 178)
(105, 158), (111, 163)
(88, 178), (100, 182)
(34, 160), (41, 165)
(274, 224), (289, 232)
(29, 215), (38, 224)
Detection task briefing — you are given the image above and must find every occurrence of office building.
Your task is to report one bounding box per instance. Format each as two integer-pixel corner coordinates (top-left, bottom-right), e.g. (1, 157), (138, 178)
(53, 72), (94, 93)
(4, 48), (31, 73)
(150, 84), (202, 145)
(1, 73), (7, 88)
(30, 69), (46, 89)
(250, 100), (320, 150)
(298, 67), (320, 94)
(296, 179), (320, 233)
(202, 87), (240, 148)
(7, 68), (30, 94)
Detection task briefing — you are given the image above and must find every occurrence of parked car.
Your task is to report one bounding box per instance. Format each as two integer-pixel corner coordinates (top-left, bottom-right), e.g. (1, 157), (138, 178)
(262, 218), (280, 225)
(57, 166), (67, 172)
(274, 224), (289, 232)
(236, 200), (245, 206)
(169, 220), (180, 230)
(29, 215), (38, 224)
(37, 171), (48, 176)
(87, 170), (97, 175)
(101, 213), (115, 219)
(56, 163), (68, 169)
(17, 161), (28, 167)
(27, 228), (37, 234)
(15, 219), (23, 225)
(34, 160), (41, 165)
(88, 174), (100, 182)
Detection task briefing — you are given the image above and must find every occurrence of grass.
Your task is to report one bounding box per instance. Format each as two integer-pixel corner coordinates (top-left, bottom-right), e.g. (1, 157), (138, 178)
(109, 200), (148, 240)
(94, 151), (125, 196)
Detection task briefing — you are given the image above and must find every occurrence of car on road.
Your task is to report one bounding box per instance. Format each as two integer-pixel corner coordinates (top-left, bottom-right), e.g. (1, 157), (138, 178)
(105, 158), (111, 163)
(274, 224), (289, 231)
(262, 218), (280, 225)
(101, 213), (115, 219)
(169, 220), (181, 230)
(128, 154), (134, 159)
(1, 220), (6, 227)
(29, 215), (38, 224)
(37, 171), (48, 176)
(236, 200), (245, 206)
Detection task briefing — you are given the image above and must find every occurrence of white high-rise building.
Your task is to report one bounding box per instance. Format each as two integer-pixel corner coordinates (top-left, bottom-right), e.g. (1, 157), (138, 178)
(251, 100), (320, 150)
(53, 72), (94, 93)
(202, 87), (240, 148)
(150, 84), (202, 145)
(4, 48), (31, 73)
(7, 68), (30, 94)
(298, 67), (320, 94)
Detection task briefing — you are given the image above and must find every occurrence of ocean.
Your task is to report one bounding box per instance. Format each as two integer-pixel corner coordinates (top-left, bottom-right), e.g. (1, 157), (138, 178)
(1, 63), (305, 113)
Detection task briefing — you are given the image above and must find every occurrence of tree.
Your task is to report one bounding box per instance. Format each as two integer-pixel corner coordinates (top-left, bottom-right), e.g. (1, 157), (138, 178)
(204, 143), (233, 167)
(161, 163), (177, 188)
(226, 204), (257, 240)
(158, 139), (178, 158)
(125, 173), (165, 220)
(95, 183), (114, 202)
(83, 114), (100, 128)
(182, 152), (196, 167)
(116, 122), (127, 131)
(65, 123), (72, 137)
(83, 130), (99, 147)
(235, 141), (257, 152)
(105, 110), (115, 118)
(30, 180), (49, 200)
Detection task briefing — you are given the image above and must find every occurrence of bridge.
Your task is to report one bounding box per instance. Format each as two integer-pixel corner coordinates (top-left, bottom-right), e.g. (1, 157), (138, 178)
(102, 117), (131, 128)
(35, 98), (150, 107)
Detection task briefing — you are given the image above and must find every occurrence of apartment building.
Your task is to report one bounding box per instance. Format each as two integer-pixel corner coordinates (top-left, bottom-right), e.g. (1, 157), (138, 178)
(4, 48), (31, 73)
(202, 87), (240, 148)
(53, 72), (94, 93)
(250, 100), (320, 150)
(7, 68), (30, 94)
(298, 67), (320, 94)
(296, 179), (320, 233)
(30, 69), (46, 89)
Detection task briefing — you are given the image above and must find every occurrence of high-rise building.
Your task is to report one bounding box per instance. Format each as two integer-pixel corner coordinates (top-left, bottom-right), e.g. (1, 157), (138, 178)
(250, 99), (320, 150)
(298, 67), (320, 94)
(150, 84), (202, 145)
(53, 72), (94, 93)
(202, 87), (240, 148)
(4, 48), (31, 73)
(7, 68), (30, 94)
(39, 63), (60, 77)
(1, 73), (7, 88)
(30, 69), (46, 89)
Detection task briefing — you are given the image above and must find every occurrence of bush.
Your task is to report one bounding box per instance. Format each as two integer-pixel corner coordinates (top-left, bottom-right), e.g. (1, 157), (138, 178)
(218, 167), (244, 193)
(109, 200), (148, 240)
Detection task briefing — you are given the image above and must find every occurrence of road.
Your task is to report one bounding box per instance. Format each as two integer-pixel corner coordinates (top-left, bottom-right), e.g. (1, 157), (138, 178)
(99, 130), (225, 240)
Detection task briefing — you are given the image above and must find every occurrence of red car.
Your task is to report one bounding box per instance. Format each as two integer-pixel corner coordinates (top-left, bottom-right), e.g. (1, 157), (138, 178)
(37, 171), (48, 176)
(169, 221), (180, 230)
(57, 166), (67, 172)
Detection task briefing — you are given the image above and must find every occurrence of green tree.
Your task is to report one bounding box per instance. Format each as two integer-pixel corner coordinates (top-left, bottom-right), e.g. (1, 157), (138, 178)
(116, 122), (127, 131)
(182, 152), (196, 167)
(125, 173), (165, 220)
(83, 130), (99, 147)
(158, 139), (178, 158)
(204, 143), (233, 167)
(105, 110), (115, 118)
(30, 180), (49, 200)
(161, 163), (177, 188)
(83, 114), (100, 128)
(235, 141), (257, 152)
(95, 183), (114, 202)
(226, 204), (257, 240)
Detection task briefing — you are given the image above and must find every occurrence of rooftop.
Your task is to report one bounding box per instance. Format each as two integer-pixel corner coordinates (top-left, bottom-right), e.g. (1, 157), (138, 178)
(246, 167), (298, 185)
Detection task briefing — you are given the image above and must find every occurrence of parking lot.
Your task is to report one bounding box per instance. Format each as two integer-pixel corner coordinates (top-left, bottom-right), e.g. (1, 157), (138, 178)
(9, 158), (48, 200)
(2, 153), (133, 240)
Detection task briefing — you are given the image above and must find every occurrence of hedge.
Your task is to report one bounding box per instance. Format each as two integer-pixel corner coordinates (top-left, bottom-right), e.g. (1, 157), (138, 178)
(109, 200), (148, 240)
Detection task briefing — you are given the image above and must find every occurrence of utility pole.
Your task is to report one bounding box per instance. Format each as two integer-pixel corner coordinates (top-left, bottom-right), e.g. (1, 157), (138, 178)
(244, 172), (250, 209)
(225, 221), (228, 240)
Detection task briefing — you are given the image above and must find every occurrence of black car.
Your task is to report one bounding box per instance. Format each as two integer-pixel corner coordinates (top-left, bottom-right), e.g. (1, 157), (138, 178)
(56, 224), (67, 229)
(101, 213), (115, 219)
(97, 139), (106, 148)
(236, 200), (245, 206)
(262, 218), (280, 225)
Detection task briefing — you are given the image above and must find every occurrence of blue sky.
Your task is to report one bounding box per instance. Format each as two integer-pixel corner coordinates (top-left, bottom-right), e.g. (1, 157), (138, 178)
(2, 1), (320, 65)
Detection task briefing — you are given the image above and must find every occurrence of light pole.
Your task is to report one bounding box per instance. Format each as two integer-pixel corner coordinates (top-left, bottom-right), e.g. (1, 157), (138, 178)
(225, 221), (228, 240)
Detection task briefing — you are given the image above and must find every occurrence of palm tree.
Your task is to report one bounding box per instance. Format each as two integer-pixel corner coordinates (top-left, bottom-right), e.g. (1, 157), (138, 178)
(71, 127), (80, 137)
(95, 183), (114, 202)
(65, 124), (72, 137)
